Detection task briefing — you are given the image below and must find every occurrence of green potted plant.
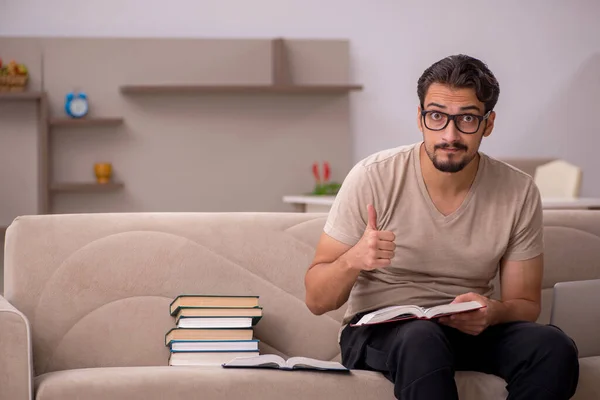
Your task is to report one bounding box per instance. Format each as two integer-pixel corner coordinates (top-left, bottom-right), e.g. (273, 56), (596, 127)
(311, 162), (341, 195)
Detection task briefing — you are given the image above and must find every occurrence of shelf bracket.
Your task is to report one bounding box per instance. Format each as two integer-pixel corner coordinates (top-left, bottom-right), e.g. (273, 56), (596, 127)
(272, 38), (292, 86)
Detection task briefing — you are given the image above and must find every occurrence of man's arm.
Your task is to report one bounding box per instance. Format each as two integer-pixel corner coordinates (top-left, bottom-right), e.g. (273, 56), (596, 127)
(440, 254), (543, 334)
(492, 253), (543, 324)
(490, 179), (544, 324)
(305, 204), (396, 315)
(304, 233), (360, 315)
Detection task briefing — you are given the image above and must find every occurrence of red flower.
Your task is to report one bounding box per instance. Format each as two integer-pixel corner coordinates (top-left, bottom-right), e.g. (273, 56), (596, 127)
(312, 162), (320, 183)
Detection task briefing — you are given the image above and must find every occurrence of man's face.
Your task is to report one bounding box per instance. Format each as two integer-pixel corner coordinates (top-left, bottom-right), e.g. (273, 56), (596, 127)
(417, 83), (495, 173)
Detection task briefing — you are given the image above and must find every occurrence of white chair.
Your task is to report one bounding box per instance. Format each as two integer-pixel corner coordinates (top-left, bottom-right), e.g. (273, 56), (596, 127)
(534, 160), (582, 198)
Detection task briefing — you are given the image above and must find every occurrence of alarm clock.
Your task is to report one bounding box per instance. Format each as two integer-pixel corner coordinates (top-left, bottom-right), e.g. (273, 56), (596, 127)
(65, 91), (89, 118)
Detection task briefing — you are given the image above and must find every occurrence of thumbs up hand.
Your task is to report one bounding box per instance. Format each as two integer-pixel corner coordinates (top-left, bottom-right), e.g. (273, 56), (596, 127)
(346, 204), (396, 271)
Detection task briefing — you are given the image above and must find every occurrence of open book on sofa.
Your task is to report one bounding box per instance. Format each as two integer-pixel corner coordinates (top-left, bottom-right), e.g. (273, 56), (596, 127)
(352, 300), (484, 326)
(222, 354), (349, 372)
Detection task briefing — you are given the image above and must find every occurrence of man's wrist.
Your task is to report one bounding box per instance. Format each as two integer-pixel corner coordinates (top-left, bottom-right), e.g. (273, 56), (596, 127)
(488, 299), (507, 326)
(338, 251), (361, 275)
(488, 298), (540, 325)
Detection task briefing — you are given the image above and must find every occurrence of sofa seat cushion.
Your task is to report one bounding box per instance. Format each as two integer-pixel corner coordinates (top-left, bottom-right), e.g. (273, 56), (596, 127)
(35, 366), (397, 400)
(457, 355), (600, 400)
(33, 365), (516, 400)
(573, 356), (600, 400)
(456, 371), (507, 398)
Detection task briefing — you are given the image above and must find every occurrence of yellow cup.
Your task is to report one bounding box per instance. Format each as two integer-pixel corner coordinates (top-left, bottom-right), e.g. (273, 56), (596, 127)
(94, 163), (113, 184)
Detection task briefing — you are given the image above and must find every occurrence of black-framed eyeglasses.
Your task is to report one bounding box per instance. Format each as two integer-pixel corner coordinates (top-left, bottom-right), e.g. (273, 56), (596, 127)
(420, 110), (491, 134)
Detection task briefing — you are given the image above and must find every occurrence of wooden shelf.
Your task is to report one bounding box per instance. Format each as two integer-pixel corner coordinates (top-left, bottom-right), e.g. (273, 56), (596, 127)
(120, 38), (362, 95)
(120, 84), (362, 95)
(50, 182), (124, 193)
(0, 91), (44, 101)
(49, 117), (124, 128)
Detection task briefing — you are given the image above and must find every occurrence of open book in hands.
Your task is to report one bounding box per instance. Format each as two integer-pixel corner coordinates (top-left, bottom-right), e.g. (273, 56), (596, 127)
(351, 300), (484, 326)
(222, 354), (349, 372)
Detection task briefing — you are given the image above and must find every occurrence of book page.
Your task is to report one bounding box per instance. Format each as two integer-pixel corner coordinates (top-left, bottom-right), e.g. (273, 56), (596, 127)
(354, 304), (425, 325)
(287, 357), (348, 371)
(424, 301), (483, 318)
(224, 354), (284, 368)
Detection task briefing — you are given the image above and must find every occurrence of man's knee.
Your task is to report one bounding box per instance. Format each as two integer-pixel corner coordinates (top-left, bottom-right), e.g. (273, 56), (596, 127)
(384, 321), (455, 395)
(517, 324), (579, 398)
(388, 320), (452, 365)
(394, 320), (448, 345)
(535, 325), (579, 366)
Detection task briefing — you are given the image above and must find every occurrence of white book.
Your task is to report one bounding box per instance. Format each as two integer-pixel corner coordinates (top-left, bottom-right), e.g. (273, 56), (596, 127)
(352, 301), (484, 326)
(169, 351), (259, 366)
(170, 340), (259, 352)
(176, 317), (253, 329)
(222, 354), (349, 372)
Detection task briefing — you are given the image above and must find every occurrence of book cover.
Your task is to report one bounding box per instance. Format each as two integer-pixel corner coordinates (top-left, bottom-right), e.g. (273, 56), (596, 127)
(170, 295), (260, 315)
(164, 327), (254, 346)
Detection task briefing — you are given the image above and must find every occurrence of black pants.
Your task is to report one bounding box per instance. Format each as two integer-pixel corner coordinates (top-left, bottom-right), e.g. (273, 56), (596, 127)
(340, 316), (579, 400)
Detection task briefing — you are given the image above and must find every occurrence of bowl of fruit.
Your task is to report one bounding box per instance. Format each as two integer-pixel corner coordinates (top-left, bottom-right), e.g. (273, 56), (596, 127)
(0, 58), (29, 92)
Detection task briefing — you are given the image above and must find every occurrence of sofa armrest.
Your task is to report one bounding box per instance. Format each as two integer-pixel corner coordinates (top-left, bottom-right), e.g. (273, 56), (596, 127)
(0, 295), (32, 400)
(550, 279), (600, 358)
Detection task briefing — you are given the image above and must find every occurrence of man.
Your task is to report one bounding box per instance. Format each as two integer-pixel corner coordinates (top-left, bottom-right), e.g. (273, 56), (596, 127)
(304, 54), (579, 400)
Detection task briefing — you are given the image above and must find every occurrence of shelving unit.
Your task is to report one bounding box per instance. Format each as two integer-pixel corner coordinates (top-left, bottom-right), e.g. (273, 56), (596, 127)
(2, 91), (126, 213)
(120, 38), (363, 95)
(49, 117), (124, 128)
(2, 37), (361, 217)
(1, 91), (49, 214)
(47, 115), (125, 211)
(0, 91), (44, 100)
(50, 182), (124, 193)
(120, 84), (362, 94)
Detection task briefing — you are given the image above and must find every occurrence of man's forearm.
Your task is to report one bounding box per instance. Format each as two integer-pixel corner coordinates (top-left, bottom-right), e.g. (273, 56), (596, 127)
(305, 253), (361, 315)
(491, 298), (541, 325)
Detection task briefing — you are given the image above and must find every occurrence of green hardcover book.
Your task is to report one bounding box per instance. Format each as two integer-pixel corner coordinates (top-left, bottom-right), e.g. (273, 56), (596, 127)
(164, 327), (254, 346)
(170, 295), (260, 316)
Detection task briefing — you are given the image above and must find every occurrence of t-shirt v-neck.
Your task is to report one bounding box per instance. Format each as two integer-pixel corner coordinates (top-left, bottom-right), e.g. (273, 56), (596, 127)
(414, 143), (485, 224)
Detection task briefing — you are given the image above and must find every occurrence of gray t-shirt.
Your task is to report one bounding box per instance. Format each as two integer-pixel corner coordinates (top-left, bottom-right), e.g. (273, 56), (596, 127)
(324, 142), (544, 327)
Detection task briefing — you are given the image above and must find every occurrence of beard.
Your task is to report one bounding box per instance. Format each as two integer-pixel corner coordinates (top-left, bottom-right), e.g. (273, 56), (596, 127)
(426, 142), (474, 173)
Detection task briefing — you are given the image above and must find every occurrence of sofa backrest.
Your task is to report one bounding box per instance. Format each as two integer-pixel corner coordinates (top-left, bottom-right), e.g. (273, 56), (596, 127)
(3, 210), (600, 375)
(533, 210), (600, 324)
(497, 157), (557, 177)
(4, 212), (340, 376)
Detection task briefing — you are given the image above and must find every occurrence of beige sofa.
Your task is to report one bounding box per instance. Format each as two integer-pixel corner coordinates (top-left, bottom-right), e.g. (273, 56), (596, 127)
(1, 210), (599, 400)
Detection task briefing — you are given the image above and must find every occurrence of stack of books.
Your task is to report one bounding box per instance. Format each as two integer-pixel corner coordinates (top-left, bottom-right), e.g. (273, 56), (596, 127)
(165, 294), (263, 366)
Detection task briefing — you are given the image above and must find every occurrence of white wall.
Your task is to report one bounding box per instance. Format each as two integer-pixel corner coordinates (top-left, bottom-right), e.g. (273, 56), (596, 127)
(2, 0), (600, 194)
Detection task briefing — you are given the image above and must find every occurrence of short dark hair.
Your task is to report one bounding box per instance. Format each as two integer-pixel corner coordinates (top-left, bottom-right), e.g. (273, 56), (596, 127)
(417, 54), (500, 113)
